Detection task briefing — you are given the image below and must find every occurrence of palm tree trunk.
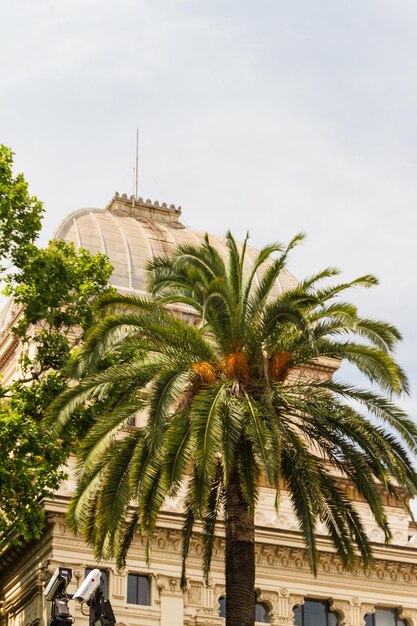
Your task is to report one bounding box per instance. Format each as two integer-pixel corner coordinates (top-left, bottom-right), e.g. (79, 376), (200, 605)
(225, 462), (255, 626)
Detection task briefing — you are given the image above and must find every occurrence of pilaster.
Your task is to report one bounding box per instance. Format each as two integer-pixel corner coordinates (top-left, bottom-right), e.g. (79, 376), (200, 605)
(156, 575), (184, 626)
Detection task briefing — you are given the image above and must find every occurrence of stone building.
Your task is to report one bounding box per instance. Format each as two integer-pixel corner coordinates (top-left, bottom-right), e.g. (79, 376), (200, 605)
(1, 194), (417, 626)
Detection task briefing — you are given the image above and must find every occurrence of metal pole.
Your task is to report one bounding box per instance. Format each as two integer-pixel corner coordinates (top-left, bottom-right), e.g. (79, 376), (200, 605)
(135, 127), (139, 201)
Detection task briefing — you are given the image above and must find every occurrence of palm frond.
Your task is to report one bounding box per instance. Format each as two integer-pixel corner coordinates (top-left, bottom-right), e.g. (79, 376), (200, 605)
(163, 410), (193, 493)
(180, 499), (195, 591)
(49, 228), (416, 594)
(191, 384), (227, 484)
(237, 439), (260, 513)
(202, 462), (224, 583)
(221, 397), (243, 486)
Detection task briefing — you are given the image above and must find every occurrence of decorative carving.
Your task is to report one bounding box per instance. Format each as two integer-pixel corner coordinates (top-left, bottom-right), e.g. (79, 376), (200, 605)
(156, 575), (181, 594)
(360, 603), (375, 626)
(187, 584), (203, 607)
(51, 522), (417, 590)
(37, 562), (51, 583)
(399, 608), (417, 626)
(193, 617), (224, 626)
(289, 595), (305, 609)
(112, 575), (124, 600)
(257, 589), (278, 610)
(275, 617), (295, 625)
(329, 599), (350, 626)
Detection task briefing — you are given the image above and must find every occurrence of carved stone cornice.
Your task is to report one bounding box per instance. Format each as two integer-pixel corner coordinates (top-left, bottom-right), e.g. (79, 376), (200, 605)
(45, 520), (417, 593)
(53, 525), (417, 590)
(252, 544), (417, 587)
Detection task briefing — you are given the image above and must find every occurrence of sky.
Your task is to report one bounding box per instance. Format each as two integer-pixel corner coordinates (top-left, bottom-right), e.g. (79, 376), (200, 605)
(1, 0), (417, 412)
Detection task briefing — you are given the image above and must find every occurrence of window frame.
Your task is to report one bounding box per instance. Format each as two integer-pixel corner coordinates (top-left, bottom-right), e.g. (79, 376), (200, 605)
(255, 600), (272, 623)
(294, 598), (339, 626)
(126, 572), (151, 606)
(365, 608), (407, 626)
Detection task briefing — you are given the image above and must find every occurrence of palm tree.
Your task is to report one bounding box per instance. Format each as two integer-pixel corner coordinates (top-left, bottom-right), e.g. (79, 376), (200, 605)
(49, 232), (417, 626)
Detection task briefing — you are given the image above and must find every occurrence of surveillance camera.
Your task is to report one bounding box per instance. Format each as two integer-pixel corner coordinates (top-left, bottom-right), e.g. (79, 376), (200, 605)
(73, 569), (102, 603)
(44, 567), (73, 601)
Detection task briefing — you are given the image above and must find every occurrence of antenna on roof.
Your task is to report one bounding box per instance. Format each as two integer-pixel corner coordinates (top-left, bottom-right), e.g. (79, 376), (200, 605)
(132, 127), (139, 208)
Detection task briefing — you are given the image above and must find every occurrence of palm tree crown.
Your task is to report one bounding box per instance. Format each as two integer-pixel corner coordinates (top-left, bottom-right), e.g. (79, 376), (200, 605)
(49, 232), (417, 626)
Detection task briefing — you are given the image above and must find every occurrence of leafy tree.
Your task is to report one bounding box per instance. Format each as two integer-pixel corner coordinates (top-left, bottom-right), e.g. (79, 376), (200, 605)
(48, 232), (417, 626)
(0, 145), (43, 273)
(0, 146), (114, 546)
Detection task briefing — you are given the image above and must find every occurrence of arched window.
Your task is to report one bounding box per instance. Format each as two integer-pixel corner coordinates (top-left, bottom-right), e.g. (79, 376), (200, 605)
(255, 601), (271, 623)
(218, 596), (226, 618)
(365, 609), (407, 626)
(294, 599), (339, 626)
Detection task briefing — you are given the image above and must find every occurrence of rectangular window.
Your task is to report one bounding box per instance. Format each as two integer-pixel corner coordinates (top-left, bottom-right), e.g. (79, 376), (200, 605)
(366, 610), (407, 626)
(294, 600), (339, 626)
(127, 574), (150, 605)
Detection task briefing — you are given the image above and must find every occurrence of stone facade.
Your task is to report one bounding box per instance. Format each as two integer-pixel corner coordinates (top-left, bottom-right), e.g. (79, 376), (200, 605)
(1, 195), (417, 626)
(2, 488), (417, 626)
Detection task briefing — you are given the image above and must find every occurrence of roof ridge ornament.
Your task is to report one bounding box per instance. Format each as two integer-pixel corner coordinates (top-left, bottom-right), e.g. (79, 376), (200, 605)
(106, 192), (184, 229)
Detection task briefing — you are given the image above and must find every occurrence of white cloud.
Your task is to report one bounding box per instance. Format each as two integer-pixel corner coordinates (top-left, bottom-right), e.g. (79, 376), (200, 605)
(1, 0), (417, 404)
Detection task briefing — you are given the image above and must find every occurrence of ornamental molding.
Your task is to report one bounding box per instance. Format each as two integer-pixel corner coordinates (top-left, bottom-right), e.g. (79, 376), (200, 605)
(156, 574), (181, 595)
(399, 608), (417, 626)
(197, 608), (220, 617)
(257, 589), (279, 618)
(358, 603), (376, 626)
(329, 599), (350, 626)
(51, 525), (417, 588)
(289, 595), (305, 609)
(186, 584), (203, 607)
(251, 544), (417, 587)
(0, 334), (19, 370)
(190, 617), (224, 626)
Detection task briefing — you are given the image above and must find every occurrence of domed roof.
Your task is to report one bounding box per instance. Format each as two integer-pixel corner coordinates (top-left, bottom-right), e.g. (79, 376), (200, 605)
(54, 193), (298, 297)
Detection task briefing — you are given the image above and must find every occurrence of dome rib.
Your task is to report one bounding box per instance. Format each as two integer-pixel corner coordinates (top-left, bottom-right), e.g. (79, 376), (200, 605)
(72, 216), (82, 248)
(90, 211), (108, 257)
(107, 211), (134, 292)
(53, 196), (298, 297)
